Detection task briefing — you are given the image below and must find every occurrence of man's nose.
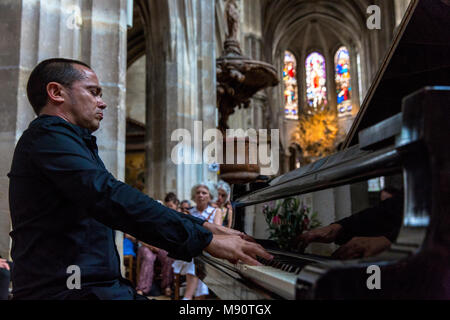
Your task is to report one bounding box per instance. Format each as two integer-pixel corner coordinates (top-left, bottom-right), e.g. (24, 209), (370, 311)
(98, 98), (107, 109)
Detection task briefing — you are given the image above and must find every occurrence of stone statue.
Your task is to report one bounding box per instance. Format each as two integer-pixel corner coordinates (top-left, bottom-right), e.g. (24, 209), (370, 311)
(225, 0), (239, 41)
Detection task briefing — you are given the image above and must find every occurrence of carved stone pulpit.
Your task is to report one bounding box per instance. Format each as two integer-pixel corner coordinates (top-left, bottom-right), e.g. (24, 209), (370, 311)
(217, 0), (279, 184)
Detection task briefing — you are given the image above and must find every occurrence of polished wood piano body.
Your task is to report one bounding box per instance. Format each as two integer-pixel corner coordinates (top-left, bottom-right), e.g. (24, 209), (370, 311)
(195, 0), (450, 299)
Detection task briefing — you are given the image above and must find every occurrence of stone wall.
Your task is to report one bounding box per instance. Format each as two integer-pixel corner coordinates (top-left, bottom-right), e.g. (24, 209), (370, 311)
(126, 55), (146, 124)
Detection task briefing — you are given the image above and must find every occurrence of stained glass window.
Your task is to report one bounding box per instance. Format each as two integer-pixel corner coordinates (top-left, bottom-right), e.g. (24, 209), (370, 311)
(335, 46), (352, 116)
(305, 52), (327, 111)
(283, 51), (298, 120)
(368, 176), (385, 192)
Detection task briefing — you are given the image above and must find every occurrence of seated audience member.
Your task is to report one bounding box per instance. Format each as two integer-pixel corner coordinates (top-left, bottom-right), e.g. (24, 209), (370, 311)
(136, 242), (174, 297)
(297, 187), (403, 260)
(0, 257), (11, 300)
(164, 192), (179, 211)
(179, 200), (192, 215)
(135, 193), (177, 297)
(123, 234), (137, 258)
(213, 180), (233, 228)
(172, 199), (201, 300)
(174, 182), (222, 299)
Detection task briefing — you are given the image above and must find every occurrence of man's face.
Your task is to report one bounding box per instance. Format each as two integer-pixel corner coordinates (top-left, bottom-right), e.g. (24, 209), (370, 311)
(64, 65), (106, 132)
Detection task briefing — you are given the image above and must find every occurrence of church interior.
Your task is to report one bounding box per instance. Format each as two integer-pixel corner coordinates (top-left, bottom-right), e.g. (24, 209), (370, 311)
(0, 0), (449, 300)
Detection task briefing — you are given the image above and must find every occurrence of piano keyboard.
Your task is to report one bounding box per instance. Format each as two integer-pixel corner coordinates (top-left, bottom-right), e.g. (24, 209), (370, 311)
(236, 264), (298, 299)
(232, 252), (328, 299)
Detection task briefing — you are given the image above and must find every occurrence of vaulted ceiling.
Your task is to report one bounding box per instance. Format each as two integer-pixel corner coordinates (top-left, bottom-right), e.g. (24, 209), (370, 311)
(261, 0), (373, 59)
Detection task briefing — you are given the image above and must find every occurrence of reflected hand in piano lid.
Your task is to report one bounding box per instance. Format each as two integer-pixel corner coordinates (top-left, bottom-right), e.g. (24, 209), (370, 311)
(295, 182), (404, 260)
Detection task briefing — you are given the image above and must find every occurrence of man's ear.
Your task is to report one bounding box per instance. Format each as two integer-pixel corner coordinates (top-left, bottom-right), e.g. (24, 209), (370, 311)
(46, 82), (65, 104)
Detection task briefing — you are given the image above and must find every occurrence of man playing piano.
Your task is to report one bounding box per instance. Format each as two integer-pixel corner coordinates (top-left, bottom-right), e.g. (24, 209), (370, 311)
(8, 58), (273, 300)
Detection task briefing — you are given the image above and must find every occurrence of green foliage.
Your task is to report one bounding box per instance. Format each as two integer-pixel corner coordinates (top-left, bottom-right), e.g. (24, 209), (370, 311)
(262, 197), (321, 250)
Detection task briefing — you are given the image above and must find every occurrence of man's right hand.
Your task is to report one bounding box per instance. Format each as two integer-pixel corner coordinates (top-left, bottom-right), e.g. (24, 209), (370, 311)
(204, 234), (273, 266)
(202, 221), (256, 243)
(294, 224), (343, 252)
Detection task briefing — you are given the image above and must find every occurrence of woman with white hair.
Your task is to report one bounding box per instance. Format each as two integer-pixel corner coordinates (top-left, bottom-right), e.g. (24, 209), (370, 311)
(190, 182), (223, 225)
(172, 182), (223, 299)
(214, 180), (233, 228)
(187, 182), (224, 298)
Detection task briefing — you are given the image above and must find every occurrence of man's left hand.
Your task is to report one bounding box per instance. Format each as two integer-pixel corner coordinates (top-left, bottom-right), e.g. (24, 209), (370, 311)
(205, 234), (273, 266)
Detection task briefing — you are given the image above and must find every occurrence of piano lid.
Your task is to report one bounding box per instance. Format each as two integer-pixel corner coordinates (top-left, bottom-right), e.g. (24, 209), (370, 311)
(343, 0), (450, 148)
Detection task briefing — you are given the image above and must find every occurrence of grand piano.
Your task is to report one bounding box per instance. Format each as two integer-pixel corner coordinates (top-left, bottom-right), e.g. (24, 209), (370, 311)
(195, 0), (450, 299)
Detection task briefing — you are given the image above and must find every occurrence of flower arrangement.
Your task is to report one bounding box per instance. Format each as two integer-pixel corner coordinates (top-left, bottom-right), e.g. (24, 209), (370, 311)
(262, 197), (321, 250)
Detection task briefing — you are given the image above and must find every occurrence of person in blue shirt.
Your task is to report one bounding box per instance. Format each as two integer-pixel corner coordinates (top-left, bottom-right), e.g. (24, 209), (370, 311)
(123, 234), (137, 258)
(8, 58), (272, 300)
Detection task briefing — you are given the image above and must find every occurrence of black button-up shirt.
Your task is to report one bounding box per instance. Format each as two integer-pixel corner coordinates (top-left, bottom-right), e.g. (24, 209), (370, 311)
(8, 115), (212, 299)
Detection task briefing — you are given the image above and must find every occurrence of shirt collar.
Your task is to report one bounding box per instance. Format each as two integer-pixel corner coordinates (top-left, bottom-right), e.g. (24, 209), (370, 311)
(33, 115), (94, 139)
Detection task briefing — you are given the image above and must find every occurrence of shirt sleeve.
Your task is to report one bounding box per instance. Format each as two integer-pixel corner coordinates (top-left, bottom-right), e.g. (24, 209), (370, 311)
(29, 124), (212, 261)
(334, 196), (404, 244)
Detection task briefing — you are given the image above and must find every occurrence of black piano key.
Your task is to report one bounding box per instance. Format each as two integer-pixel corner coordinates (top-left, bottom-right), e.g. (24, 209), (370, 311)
(252, 252), (312, 275)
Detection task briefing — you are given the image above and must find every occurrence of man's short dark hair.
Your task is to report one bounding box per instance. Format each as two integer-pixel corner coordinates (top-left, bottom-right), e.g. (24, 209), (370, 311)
(26, 58), (91, 115)
(164, 192), (179, 204)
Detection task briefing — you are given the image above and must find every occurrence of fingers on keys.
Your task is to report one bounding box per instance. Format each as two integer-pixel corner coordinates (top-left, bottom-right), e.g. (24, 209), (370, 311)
(238, 241), (273, 266)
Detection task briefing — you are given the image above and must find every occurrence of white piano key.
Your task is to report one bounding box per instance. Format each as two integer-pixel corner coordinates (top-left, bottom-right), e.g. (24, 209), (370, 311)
(237, 264), (298, 300)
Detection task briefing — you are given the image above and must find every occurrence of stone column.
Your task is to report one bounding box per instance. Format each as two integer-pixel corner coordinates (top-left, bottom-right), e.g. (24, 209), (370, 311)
(139, 0), (216, 202)
(138, 0), (177, 201)
(325, 48), (337, 114)
(0, 0), (35, 259)
(196, 0), (218, 185)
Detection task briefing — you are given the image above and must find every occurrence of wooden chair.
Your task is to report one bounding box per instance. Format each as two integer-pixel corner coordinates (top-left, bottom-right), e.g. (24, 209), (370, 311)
(174, 273), (181, 300)
(123, 255), (135, 284)
(136, 255), (141, 285)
